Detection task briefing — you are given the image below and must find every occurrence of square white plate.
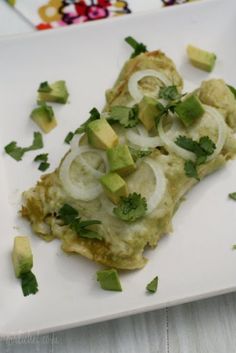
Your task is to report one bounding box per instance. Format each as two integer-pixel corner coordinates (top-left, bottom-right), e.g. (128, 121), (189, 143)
(0, 0), (236, 337)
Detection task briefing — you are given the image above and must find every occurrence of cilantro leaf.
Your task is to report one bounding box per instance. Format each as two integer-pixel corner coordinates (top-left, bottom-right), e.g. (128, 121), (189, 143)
(146, 276), (158, 293)
(175, 136), (204, 156)
(108, 105), (139, 128)
(64, 131), (74, 144)
(20, 271), (38, 296)
(38, 162), (50, 171)
(34, 153), (48, 162)
(227, 84), (236, 99)
(129, 146), (152, 162)
(76, 107), (100, 134)
(37, 81), (52, 93)
(58, 203), (78, 225)
(184, 160), (199, 180)
(159, 86), (182, 101)
(198, 136), (216, 155)
(229, 192), (236, 201)
(4, 132), (43, 161)
(125, 36), (147, 58)
(58, 204), (102, 240)
(232, 244), (236, 250)
(113, 192), (147, 222)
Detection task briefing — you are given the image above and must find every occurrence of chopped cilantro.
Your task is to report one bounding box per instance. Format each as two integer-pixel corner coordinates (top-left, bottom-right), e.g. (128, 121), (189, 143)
(37, 81), (52, 93)
(129, 146), (152, 162)
(232, 244), (236, 250)
(20, 270), (38, 296)
(159, 86), (182, 101)
(125, 36), (147, 58)
(113, 192), (147, 222)
(175, 135), (216, 179)
(229, 192), (236, 201)
(38, 162), (50, 171)
(108, 105), (139, 128)
(227, 85), (236, 99)
(184, 160), (199, 180)
(34, 153), (50, 171)
(64, 131), (74, 144)
(146, 276), (158, 293)
(4, 132), (43, 161)
(58, 204), (102, 240)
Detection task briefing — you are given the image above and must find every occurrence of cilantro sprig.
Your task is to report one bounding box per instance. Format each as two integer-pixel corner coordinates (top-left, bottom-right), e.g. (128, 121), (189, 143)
(20, 270), (38, 297)
(113, 193), (147, 222)
(4, 132), (43, 161)
(108, 105), (139, 128)
(58, 204), (102, 240)
(129, 146), (152, 162)
(175, 135), (216, 179)
(159, 86), (182, 101)
(125, 36), (147, 58)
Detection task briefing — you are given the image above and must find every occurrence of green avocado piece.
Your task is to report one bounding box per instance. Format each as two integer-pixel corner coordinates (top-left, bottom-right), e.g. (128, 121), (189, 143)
(38, 80), (69, 104)
(100, 172), (128, 204)
(146, 276), (158, 293)
(30, 103), (57, 133)
(138, 96), (159, 131)
(87, 118), (118, 150)
(107, 144), (136, 176)
(97, 269), (122, 291)
(175, 95), (205, 127)
(187, 45), (217, 72)
(12, 236), (33, 278)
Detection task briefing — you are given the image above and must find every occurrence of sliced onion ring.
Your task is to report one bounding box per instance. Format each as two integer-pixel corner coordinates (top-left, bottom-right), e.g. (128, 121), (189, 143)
(144, 158), (167, 215)
(203, 105), (227, 161)
(59, 147), (107, 201)
(128, 69), (172, 103)
(126, 125), (163, 148)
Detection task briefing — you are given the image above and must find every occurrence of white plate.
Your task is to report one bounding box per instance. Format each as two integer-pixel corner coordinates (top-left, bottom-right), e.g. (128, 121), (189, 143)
(0, 0), (236, 337)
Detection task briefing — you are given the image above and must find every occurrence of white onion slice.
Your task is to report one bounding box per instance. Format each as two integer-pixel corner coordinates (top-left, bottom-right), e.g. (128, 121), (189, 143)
(203, 105), (227, 161)
(77, 146), (108, 178)
(128, 69), (172, 103)
(144, 158), (167, 214)
(158, 116), (196, 161)
(126, 126), (163, 148)
(59, 147), (108, 201)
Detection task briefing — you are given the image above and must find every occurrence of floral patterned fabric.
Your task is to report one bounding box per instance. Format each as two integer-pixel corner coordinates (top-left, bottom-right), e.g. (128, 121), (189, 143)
(6, 0), (197, 30)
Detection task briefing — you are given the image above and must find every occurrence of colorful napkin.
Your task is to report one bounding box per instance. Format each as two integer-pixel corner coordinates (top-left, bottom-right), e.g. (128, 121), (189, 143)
(7, 0), (196, 31)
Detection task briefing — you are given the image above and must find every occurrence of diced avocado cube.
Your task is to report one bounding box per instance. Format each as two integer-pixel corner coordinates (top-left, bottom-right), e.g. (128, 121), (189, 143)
(30, 103), (57, 133)
(12, 236), (33, 278)
(87, 118), (118, 150)
(138, 96), (159, 131)
(187, 45), (217, 72)
(175, 95), (205, 127)
(38, 80), (69, 104)
(100, 172), (128, 204)
(97, 269), (122, 291)
(107, 144), (136, 176)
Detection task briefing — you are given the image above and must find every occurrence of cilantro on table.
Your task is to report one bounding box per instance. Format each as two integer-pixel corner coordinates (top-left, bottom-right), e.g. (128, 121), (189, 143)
(4, 132), (43, 161)
(129, 146), (152, 162)
(58, 204), (102, 240)
(146, 276), (158, 293)
(20, 270), (38, 297)
(125, 36), (147, 58)
(34, 153), (50, 171)
(108, 105), (139, 128)
(113, 192), (147, 222)
(64, 107), (100, 144)
(228, 192), (236, 201)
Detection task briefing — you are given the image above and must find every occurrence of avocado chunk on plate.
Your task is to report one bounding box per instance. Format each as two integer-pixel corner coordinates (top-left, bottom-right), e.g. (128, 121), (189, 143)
(187, 44), (217, 72)
(30, 103), (57, 133)
(107, 144), (136, 176)
(175, 95), (205, 127)
(97, 269), (122, 291)
(138, 96), (160, 131)
(87, 118), (118, 150)
(38, 80), (69, 104)
(100, 172), (128, 204)
(12, 236), (33, 278)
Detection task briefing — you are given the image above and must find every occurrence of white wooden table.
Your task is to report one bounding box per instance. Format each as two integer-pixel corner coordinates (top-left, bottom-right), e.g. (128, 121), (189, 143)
(1, 2), (236, 352)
